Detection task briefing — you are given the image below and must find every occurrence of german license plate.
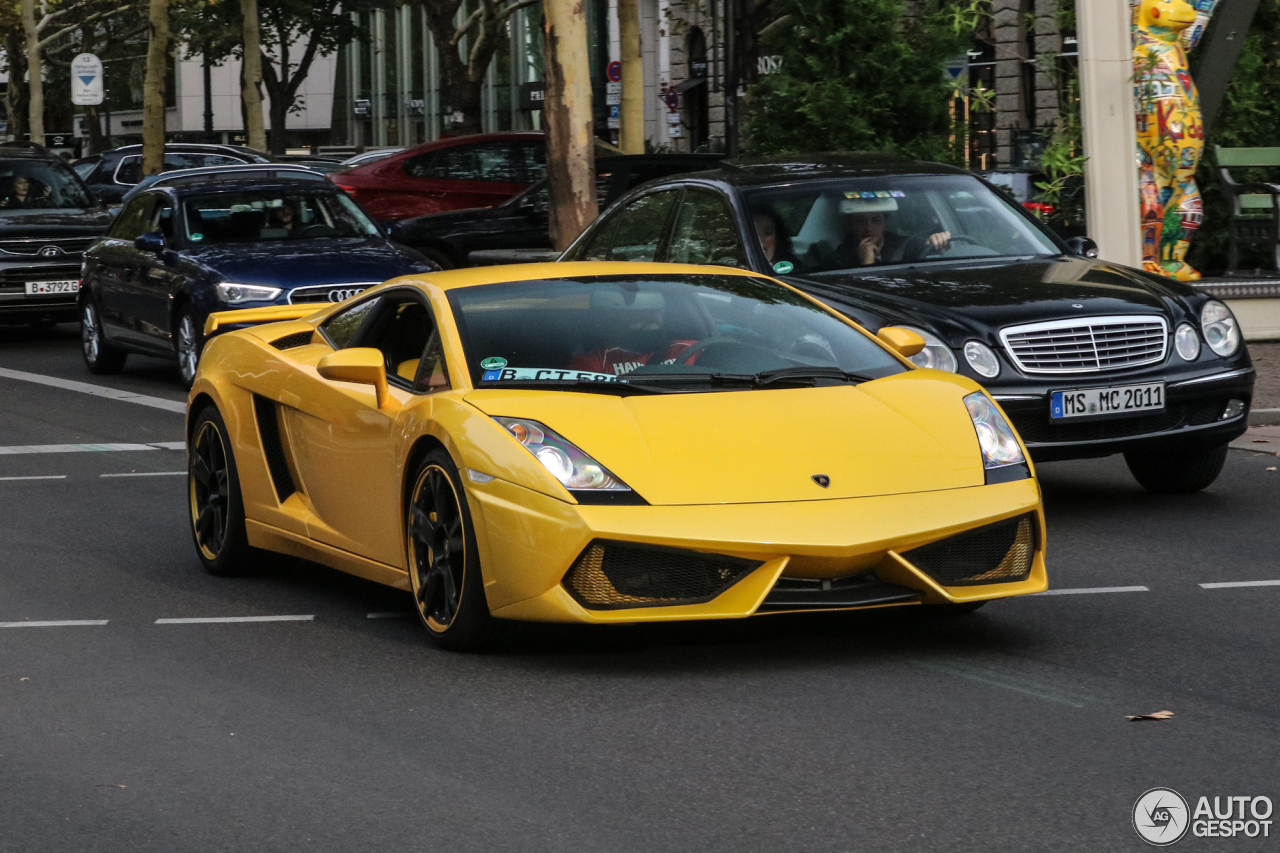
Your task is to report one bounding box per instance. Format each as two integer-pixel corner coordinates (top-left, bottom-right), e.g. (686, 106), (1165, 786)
(25, 280), (80, 295)
(1051, 382), (1165, 420)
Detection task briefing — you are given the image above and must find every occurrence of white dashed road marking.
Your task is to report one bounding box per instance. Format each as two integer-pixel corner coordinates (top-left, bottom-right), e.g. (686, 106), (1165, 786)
(99, 472), (186, 478)
(0, 620), (109, 628)
(155, 615), (316, 624)
(0, 368), (186, 413)
(1200, 580), (1280, 589)
(0, 442), (184, 455)
(1030, 586), (1150, 596)
(0, 475), (68, 482)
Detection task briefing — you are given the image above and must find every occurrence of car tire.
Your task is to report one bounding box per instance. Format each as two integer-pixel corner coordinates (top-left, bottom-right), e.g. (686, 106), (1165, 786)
(175, 303), (203, 388)
(188, 406), (262, 576)
(1125, 444), (1229, 494)
(81, 299), (127, 374)
(406, 448), (503, 651)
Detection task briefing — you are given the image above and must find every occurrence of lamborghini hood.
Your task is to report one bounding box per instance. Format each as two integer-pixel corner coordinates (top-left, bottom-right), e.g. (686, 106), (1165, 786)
(465, 373), (988, 505)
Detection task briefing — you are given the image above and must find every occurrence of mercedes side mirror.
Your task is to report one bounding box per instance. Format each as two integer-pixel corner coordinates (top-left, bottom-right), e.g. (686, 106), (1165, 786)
(1065, 236), (1099, 259)
(317, 347), (391, 408)
(134, 231), (166, 254)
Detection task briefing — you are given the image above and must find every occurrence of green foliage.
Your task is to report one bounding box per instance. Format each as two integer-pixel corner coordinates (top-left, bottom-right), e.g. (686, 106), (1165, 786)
(1188, 0), (1280, 273)
(1033, 72), (1086, 228)
(743, 0), (972, 159)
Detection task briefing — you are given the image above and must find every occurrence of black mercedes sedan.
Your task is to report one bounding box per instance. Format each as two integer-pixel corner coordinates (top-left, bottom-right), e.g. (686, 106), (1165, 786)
(80, 176), (436, 386)
(73, 143), (273, 204)
(560, 155), (1254, 493)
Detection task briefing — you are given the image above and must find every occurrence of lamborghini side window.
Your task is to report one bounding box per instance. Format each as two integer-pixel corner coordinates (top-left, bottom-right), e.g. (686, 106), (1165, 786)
(321, 297), (380, 349)
(361, 294), (449, 393)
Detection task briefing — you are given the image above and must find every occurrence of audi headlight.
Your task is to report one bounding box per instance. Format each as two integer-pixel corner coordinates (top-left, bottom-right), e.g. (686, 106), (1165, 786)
(1200, 300), (1241, 357)
(495, 417), (631, 491)
(963, 340), (1001, 378)
(1174, 322), (1201, 361)
(964, 392), (1025, 468)
(216, 282), (282, 304)
(901, 326), (957, 372)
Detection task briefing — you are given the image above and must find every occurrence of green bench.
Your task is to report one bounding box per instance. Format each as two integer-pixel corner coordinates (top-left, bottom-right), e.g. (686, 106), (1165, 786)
(1216, 145), (1280, 273)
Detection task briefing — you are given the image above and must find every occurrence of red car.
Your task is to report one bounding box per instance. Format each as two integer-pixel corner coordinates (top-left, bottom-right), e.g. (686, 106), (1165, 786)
(329, 132), (550, 221)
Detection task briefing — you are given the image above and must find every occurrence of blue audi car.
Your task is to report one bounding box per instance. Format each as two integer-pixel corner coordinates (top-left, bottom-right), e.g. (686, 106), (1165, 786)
(80, 176), (437, 385)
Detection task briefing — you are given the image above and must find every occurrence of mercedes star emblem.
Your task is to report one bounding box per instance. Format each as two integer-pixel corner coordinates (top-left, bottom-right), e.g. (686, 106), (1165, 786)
(1072, 303), (1084, 308)
(811, 474), (830, 488)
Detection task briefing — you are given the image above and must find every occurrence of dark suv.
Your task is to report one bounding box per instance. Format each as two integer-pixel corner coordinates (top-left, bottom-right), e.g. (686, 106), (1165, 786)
(73, 144), (272, 204)
(0, 144), (112, 326)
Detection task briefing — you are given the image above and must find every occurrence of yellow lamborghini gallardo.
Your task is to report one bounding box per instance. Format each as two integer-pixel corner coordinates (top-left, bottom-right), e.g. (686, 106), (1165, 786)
(187, 262), (1046, 649)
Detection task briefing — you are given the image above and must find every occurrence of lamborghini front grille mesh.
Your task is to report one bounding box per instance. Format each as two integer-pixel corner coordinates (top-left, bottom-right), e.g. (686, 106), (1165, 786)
(564, 541), (760, 609)
(900, 514), (1036, 586)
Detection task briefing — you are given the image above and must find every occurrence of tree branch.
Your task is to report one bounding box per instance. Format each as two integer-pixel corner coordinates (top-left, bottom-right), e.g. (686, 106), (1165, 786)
(38, 2), (136, 48)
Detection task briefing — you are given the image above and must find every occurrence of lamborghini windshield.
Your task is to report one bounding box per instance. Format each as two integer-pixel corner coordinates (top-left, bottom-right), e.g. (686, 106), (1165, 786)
(447, 274), (906, 391)
(744, 174), (1059, 274)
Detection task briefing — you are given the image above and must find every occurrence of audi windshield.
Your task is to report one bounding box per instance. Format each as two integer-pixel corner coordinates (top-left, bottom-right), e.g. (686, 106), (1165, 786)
(181, 190), (381, 245)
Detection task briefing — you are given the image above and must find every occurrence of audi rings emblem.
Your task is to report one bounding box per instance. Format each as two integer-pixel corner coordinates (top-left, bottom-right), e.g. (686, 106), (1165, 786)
(39, 246), (61, 257)
(327, 287), (365, 302)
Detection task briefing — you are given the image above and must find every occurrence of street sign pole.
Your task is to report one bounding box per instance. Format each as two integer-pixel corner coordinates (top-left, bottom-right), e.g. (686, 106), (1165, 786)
(1077, 0), (1142, 267)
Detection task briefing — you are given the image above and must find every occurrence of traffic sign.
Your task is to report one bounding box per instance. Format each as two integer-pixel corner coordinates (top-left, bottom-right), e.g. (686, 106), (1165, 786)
(606, 61), (622, 82)
(71, 54), (103, 106)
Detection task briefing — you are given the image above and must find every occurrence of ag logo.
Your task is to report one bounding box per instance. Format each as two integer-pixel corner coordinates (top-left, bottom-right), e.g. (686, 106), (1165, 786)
(39, 246), (61, 257)
(1134, 788), (1190, 846)
(811, 474), (830, 488)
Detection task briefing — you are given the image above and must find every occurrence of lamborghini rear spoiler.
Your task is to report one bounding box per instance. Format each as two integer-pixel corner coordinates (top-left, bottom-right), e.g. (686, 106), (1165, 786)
(204, 305), (319, 336)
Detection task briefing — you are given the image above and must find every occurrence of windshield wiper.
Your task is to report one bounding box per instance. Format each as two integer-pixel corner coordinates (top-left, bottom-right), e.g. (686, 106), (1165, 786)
(751, 366), (872, 386)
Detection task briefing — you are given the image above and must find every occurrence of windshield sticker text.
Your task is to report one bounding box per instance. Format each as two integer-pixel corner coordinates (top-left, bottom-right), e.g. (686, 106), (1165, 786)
(481, 367), (619, 383)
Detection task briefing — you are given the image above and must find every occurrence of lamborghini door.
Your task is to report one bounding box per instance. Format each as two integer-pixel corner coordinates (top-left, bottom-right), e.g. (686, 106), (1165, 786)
(282, 289), (450, 568)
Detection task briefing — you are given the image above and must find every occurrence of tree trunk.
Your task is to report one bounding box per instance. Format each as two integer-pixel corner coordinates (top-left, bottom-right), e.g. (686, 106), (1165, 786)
(542, 0), (597, 249)
(263, 11), (288, 155)
(4, 31), (28, 143)
(422, 2), (484, 137)
(141, 0), (169, 176)
(618, 0), (643, 154)
(83, 104), (108, 154)
(239, 0), (267, 152)
(21, 0), (44, 143)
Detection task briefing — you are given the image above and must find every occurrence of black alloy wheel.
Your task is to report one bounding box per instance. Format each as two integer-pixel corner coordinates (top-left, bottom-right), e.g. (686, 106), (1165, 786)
(406, 449), (497, 650)
(81, 299), (127, 374)
(189, 407), (258, 575)
(1125, 443), (1229, 494)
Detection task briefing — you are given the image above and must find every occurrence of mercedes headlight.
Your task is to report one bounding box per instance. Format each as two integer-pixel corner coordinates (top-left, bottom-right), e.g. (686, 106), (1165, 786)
(901, 326), (957, 372)
(216, 282), (283, 304)
(963, 341), (1001, 378)
(1200, 300), (1241, 357)
(1174, 322), (1201, 361)
(964, 392), (1024, 468)
(495, 417), (631, 491)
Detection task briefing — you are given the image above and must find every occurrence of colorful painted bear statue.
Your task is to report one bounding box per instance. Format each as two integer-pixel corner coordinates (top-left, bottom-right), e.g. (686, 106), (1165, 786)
(1132, 0), (1216, 280)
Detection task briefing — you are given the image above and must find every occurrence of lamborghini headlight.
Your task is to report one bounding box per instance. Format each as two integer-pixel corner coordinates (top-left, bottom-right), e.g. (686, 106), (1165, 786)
(216, 282), (282, 304)
(964, 392), (1024, 468)
(495, 417), (631, 491)
(1200, 300), (1241, 357)
(902, 326), (958, 372)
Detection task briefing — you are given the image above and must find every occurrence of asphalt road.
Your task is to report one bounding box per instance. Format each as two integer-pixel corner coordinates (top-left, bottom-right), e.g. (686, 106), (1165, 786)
(2, 325), (1278, 853)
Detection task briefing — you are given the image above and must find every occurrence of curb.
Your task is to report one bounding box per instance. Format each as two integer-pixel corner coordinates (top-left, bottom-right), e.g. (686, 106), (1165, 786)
(1251, 408), (1280, 426)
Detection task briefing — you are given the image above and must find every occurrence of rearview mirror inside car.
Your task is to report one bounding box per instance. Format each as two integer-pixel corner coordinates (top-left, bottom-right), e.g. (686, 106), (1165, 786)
(877, 327), (926, 358)
(317, 347), (390, 408)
